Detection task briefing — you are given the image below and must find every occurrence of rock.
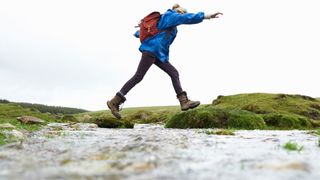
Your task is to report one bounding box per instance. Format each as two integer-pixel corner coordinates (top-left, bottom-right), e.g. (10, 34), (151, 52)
(1, 129), (26, 143)
(0, 123), (16, 129)
(255, 161), (310, 172)
(88, 123), (98, 128)
(91, 115), (134, 128)
(17, 116), (45, 124)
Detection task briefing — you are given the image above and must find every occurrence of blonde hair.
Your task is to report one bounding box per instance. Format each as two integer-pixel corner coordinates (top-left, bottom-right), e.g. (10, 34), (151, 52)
(172, 4), (187, 14)
(172, 4), (180, 10)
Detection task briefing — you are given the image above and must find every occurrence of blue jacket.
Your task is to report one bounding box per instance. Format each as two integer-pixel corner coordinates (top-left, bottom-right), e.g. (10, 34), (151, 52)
(134, 9), (205, 63)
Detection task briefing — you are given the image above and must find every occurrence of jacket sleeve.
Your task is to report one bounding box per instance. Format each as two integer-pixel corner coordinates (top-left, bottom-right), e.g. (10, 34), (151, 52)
(134, 30), (140, 38)
(158, 10), (205, 30)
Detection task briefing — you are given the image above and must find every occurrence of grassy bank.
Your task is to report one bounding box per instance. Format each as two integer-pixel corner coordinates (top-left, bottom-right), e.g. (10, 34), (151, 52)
(0, 103), (77, 145)
(166, 93), (320, 129)
(2, 93), (320, 145)
(76, 105), (184, 127)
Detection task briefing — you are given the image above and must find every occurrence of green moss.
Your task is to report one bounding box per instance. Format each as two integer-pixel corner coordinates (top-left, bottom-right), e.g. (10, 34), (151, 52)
(0, 133), (6, 146)
(125, 110), (153, 123)
(212, 93), (320, 120)
(89, 115), (134, 128)
(77, 105), (183, 125)
(203, 129), (235, 135)
(79, 93), (320, 130)
(0, 118), (43, 146)
(262, 113), (312, 129)
(227, 109), (266, 129)
(0, 118), (42, 132)
(211, 93), (320, 129)
(165, 107), (265, 130)
(138, 111), (173, 124)
(165, 107), (224, 129)
(283, 141), (304, 152)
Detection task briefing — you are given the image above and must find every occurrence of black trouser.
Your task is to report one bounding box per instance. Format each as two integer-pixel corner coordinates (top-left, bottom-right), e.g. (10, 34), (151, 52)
(119, 51), (183, 96)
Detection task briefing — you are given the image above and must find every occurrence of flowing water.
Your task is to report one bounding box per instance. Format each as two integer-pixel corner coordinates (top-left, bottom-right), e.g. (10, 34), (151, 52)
(0, 123), (319, 180)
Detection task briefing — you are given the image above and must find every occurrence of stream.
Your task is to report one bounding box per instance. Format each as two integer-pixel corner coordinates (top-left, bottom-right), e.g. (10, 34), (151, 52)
(0, 123), (319, 180)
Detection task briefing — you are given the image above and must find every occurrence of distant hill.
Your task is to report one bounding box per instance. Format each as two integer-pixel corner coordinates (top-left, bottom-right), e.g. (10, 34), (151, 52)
(0, 99), (88, 115)
(0, 103), (57, 122)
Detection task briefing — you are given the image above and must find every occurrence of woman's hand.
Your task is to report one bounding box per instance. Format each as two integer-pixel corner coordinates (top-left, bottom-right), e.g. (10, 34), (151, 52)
(204, 12), (223, 19)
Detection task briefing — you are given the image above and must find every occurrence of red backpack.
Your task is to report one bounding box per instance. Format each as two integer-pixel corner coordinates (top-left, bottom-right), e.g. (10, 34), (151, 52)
(138, 11), (162, 42)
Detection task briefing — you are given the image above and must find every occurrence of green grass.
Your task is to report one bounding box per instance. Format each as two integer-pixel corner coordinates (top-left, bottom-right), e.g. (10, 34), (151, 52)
(0, 133), (6, 146)
(0, 118), (45, 146)
(307, 129), (320, 136)
(77, 105), (181, 117)
(283, 141), (304, 152)
(2, 93), (320, 145)
(0, 103), (59, 122)
(76, 105), (186, 124)
(213, 93), (320, 120)
(0, 103), (76, 146)
(0, 118), (42, 132)
(76, 93), (320, 130)
(166, 93), (320, 129)
(202, 129), (235, 135)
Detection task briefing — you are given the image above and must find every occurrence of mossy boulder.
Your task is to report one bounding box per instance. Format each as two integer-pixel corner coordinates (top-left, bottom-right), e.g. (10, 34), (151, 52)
(165, 108), (223, 129)
(227, 109), (266, 129)
(262, 113), (312, 129)
(166, 93), (320, 129)
(89, 115), (134, 128)
(165, 107), (265, 130)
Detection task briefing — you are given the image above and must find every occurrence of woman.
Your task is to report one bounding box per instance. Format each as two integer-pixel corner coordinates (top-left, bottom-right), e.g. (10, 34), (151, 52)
(107, 4), (223, 119)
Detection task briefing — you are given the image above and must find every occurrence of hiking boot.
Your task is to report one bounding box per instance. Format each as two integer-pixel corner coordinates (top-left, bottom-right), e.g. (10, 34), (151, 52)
(177, 91), (200, 111)
(107, 92), (126, 119)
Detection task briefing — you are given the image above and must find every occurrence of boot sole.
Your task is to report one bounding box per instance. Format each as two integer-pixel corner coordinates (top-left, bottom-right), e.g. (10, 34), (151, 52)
(181, 102), (201, 111)
(107, 101), (122, 119)
(190, 102), (201, 109)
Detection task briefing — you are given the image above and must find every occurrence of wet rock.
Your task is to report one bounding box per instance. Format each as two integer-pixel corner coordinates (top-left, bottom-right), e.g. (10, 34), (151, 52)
(262, 137), (280, 142)
(46, 123), (98, 131)
(90, 115), (134, 128)
(123, 161), (157, 172)
(17, 116), (45, 124)
(255, 161), (310, 172)
(1, 124), (320, 180)
(88, 124), (98, 129)
(0, 123), (16, 129)
(1, 129), (26, 144)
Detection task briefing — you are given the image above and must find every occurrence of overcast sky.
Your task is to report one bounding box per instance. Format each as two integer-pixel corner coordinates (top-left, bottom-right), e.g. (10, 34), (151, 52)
(1, 0), (319, 111)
